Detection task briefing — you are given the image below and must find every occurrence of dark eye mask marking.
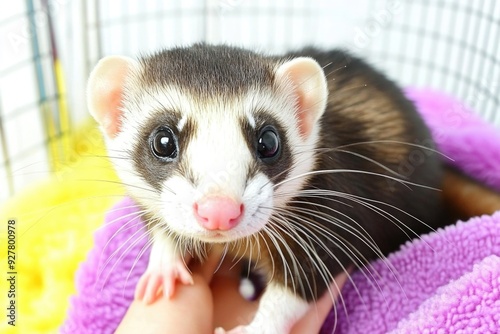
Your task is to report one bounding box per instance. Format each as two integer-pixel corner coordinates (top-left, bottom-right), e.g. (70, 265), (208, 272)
(240, 112), (292, 186)
(133, 110), (182, 190)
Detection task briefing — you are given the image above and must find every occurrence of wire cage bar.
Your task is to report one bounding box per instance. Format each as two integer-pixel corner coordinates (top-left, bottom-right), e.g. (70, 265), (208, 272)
(0, 0), (498, 201)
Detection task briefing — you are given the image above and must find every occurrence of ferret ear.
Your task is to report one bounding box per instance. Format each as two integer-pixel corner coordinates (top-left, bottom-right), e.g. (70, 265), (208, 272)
(87, 56), (139, 138)
(275, 57), (328, 139)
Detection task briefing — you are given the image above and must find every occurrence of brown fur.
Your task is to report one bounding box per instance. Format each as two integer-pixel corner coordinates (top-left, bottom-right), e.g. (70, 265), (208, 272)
(443, 168), (500, 220)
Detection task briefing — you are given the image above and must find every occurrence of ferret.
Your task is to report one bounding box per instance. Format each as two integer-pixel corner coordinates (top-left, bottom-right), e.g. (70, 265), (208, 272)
(87, 44), (446, 333)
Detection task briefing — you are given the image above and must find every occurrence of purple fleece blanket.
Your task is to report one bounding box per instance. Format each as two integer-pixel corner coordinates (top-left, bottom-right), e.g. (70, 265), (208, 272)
(61, 88), (500, 333)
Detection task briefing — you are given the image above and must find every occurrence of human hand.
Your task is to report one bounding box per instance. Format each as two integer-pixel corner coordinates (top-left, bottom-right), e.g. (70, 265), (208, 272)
(116, 253), (349, 333)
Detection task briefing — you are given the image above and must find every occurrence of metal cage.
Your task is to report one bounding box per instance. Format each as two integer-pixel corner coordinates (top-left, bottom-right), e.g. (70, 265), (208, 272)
(0, 0), (499, 201)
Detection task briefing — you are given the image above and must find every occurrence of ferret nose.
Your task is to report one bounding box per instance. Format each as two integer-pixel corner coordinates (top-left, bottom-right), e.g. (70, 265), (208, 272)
(194, 197), (244, 231)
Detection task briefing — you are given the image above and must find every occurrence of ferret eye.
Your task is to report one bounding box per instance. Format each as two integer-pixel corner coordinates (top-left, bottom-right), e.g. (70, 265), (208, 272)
(151, 128), (177, 160)
(257, 126), (280, 162)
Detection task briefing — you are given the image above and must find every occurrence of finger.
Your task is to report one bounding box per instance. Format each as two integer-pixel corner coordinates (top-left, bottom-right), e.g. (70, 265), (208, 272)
(116, 274), (214, 334)
(211, 270), (259, 330)
(291, 271), (350, 334)
(190, 250), (225, 282)
(212, 257), (243, 280)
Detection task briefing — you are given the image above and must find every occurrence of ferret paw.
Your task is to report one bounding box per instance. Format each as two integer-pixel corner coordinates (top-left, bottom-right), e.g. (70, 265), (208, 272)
(134, 260), (193, 304)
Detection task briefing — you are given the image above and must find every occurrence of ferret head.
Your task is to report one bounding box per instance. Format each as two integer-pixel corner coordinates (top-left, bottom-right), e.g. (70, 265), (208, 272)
(88, 44), (327, 244)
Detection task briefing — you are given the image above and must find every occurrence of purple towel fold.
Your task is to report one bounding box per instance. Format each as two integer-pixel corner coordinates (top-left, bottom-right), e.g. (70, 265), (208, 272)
(61, 199), (149, 333)
(322, 214), (500, 333)
(61, 88), (500, 333)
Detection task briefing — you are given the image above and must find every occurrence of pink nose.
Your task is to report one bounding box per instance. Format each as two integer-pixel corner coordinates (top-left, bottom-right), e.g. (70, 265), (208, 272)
(194, 197), (244, 231)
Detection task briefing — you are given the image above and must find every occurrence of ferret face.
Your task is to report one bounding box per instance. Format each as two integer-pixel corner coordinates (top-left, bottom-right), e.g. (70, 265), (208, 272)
(121, 88), (297, 243)
(88, 45), (328, 245)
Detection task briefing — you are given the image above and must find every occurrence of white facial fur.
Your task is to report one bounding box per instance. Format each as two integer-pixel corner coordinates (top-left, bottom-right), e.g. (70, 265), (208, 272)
(104, 61), (324, 245)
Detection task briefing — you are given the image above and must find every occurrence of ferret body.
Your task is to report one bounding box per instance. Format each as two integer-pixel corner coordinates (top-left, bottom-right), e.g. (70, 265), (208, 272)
(88, 44), (444, 333)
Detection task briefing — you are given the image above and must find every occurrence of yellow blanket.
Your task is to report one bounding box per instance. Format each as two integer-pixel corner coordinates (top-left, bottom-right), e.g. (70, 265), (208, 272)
(0, 120), (123, 334)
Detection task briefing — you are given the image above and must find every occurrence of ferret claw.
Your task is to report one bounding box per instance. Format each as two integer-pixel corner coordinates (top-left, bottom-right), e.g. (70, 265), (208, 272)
(134, 259), (193, 303)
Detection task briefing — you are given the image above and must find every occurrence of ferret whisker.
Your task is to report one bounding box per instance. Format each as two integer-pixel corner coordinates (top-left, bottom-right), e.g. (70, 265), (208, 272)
(253, 208), (279, 273)
(14, 194), (138, 237)
(258, 145), (321, 192)
(97, 211), (148, 270)
(263, 222), (302, 298)
(323, 63), (348, 78)
(270, 215), (329, 302)
(214, 243), (230, 274)
(96, 219), (152, 291)
(260, 226), (282, 285)
(271, 206), (383, 301)
(245, 237), (253, 274)
(257, 229), (276, 281)
(21, 196), (141, 229)
(271, 217), (310, 293)
(84, 154), (131, 160)
(258, 162), (298, 191)
(105, 147), (132, 154)
(262, 224), (295, 291)
(274, 204), (379, 266)
(296, 61), (348, 100)
(106, 165), (179, 196)
(275, 206), (360, 306)
(286, 192), (433, 297)
(332, 140), (452, 160)
(317, 189), (441, 252)
(96, 208), (149, 231)
(123, 224), (161, 296)
(128, 221), (164, 280)
(252, 232), (261, 264)
(249, 234), (259, 273)
(285, 197), (403, 293)
(291, 212), (389, 306)
(97, 222), (148, 283)
(78, 178), (159, 194)
(275, 212), (370, 315)
(283, 201), (386, 264)
(318, 148), (405, 178)
(275, 216), (349, 313)
(174, 234), (188, 273)
(229, 239), (249, 271)
(286, 190), (421, 262)
(240, 237), (251, 271)
(258, 141), (328, 191)
(293, 197), (389, 264)
(273, 168), (441, 191)
(97, 203), (148, 215)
